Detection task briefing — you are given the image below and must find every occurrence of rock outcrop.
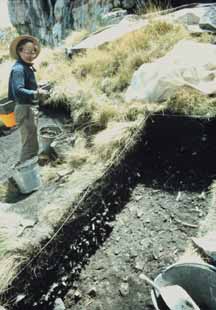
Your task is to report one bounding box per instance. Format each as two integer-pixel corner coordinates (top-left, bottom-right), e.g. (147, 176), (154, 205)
(7, 0), (216, 45)
(8, 0), (142, 45)
(8, 0), (73, 45)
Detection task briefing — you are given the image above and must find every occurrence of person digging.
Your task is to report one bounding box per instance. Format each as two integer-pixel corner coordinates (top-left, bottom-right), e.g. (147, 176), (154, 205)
(8, 35), (49, 165)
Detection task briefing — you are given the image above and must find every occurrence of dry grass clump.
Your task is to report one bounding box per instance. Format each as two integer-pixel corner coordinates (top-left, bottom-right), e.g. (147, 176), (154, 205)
(194, 32), (216, 44)
(0, 254), (27, 293)
(166, 86), (216, 117)
(45, 83), (80, 110)
(93, 121), (139, 161)
(123, 101), (148, 121)
(41, 165), (58, 183)
(65, 134), (90, 168)
(92, 100), (119, 129)
(36, 48), (73, 86)
(0, 184), (7, 202)
(136, 0), (171, 15)
(70, 91), (97, 128)
(39, 202), (70, 227)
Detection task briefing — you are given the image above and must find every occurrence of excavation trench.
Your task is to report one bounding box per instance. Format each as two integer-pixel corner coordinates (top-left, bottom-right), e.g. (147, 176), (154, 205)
(4, 113), (216, 310)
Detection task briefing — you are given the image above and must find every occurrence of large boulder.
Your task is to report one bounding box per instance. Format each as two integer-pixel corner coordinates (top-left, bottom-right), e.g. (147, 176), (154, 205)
(199, 5), (216, 31)
(125, 40), (216, 103)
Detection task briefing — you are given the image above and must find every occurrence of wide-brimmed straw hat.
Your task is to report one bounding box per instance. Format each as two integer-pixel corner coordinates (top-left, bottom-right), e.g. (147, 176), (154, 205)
(9, 35), (41, 59)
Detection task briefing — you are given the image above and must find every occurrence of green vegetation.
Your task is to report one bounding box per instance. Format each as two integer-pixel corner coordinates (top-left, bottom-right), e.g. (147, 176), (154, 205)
(166, 87), (216, 118)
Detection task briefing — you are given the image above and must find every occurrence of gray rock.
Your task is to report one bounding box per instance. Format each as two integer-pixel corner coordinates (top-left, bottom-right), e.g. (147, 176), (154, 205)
(134, 259), (144, 271)
(136, 209), (143, 218)
(192, 236), (216, 261)
(74, 290), (82, 300)
(199, 6), (216, 31)
(113, 0), (121, 7)
(88, 286), (97, 297)
(174, 9), (201, 25)
(101, 9), (127, 26)
(119, 282), (129, 296)
(122, 0), (135, 9)
(53, 298), (65, 310)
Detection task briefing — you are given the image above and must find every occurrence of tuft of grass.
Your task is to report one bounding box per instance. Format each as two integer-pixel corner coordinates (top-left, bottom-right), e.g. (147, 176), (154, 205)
(65, 135), (89, 168)
(41, 165), (58, 183)
(36, 48), (73, 85)
(165, 86), (216, 117)
(0, 254), (27, 293)
(0, 184), (7, 202)
(93, 121), (139, 161)
(124, 102), (148, 121)
(92, 101), (119, 130)
(136, 0), (171, 15)
(194, 32), (216, 44)
(39, 202), (69, 227)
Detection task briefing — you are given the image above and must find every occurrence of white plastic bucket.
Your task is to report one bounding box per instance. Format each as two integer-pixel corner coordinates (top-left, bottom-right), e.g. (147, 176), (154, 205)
(13, 156), (42, 194)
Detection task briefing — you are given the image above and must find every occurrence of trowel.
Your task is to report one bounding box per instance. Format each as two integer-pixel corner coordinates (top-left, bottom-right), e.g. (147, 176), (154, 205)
(140, 273), (200, 310)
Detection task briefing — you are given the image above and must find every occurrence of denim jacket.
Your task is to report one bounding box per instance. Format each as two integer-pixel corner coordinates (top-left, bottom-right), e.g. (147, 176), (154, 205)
(8, 59), (38, 105)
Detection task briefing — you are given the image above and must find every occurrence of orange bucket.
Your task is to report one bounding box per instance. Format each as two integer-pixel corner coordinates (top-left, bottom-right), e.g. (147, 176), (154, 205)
(0, 112), (16, 128)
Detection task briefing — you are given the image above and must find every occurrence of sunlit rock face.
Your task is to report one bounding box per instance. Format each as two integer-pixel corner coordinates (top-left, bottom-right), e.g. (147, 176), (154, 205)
(7, 0), (216, 45)
(8, 0), (73, 45)
(7, 0), (148, 45)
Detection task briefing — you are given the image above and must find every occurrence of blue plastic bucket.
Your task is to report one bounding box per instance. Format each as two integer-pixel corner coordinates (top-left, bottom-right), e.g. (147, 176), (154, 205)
(13, 156), (41, 194)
